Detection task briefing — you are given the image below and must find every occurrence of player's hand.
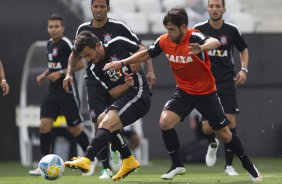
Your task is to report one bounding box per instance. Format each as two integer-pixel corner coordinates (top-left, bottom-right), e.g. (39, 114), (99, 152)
(36, 74), (46, 85)
(1, 80), (9, 96)
(234, 71), (247, 86)
(129, 63), (141, 73)
(146, 70), (156, 90)
(188, 43), (203, 55)
(124, 72), (134, 87)
(47, 71), (61, 82)
(63, 75), (73, 92)
(103, 60), (122, 71)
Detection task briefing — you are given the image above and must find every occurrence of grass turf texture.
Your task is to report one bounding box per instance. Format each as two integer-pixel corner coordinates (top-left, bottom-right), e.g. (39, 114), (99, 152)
(0, 158), (281, 184)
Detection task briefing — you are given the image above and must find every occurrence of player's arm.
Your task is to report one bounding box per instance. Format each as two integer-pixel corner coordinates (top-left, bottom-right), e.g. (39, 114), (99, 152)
(63, 51), (86, 92)
(104, 49), (151, 71)
(139, 44), (156, 89)
(0, 60), (9, 96)
(36, 69), (50, 85)
(189, 37), (220, 55)
(108, 73), (134, 98)
(235, 48), (249, 86)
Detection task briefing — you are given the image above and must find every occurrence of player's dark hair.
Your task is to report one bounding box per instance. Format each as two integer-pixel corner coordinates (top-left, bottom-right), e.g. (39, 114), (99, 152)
(48, 14), (64, 26)
(163, 7), (188, 27)
(73, 31), (100, 54)
(91, 0), (110, 7)
(208, 0), (225, 7)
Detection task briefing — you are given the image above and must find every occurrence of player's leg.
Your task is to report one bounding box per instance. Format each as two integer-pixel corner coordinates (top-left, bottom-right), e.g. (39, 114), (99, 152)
(201, 119), (219, 167)
(224, 113), (239, 176)
(85, 80), (113, 177)
(196, 92), (262, 181)
(160, 88), (194, 180)
(29, 96), (57, 175)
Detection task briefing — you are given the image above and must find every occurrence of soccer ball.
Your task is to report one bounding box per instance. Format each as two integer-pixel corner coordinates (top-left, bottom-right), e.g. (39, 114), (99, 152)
(38, 154), (65, 180)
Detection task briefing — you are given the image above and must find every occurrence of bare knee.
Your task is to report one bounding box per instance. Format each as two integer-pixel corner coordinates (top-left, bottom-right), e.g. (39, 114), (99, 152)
(39, 118), (54, 133)
(159, 111), (180, 130)
(215, 126), (232, 143)
(202, 120), (214, 134)
(68, 124), (82, 137)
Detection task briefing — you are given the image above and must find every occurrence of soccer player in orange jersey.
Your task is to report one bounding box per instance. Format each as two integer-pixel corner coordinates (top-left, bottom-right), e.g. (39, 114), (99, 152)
(104, 7), (262, 182)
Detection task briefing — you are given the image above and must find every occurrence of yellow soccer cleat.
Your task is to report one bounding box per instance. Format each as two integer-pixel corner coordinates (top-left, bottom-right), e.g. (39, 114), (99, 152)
(64, 157), (90, 173)
(112, 155), (140, 181)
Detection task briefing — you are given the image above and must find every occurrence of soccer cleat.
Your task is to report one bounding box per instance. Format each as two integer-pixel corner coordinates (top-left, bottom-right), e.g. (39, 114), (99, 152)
(82, 158), (98, 176)
(64, 156), (90, 173)
(111, 150), (122, 171)
(99, 168), (113, 179)
(112, 155), (140, 181)
(249, 165), (262, 182)
(225, 165), (239, 176)
(29, 167), (41, 176)
(161, 166), (186, 180)
(205, 138), (219, 167)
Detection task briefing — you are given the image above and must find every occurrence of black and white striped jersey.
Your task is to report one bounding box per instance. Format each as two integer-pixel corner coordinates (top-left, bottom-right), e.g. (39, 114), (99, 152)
(89, 36), (149, 92)
(76, 18), (141, 81)
(194, 20), (248, 83)
(46, 37), (76, 94)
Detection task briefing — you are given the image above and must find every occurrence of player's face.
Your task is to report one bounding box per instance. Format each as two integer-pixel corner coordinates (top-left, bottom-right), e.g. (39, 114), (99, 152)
(47, 20), (64, 42)
(208, 0), (225, 21)
(79, 45), (104, 64)
(165, 22), (185, 44)
(91, 0), (109, 21)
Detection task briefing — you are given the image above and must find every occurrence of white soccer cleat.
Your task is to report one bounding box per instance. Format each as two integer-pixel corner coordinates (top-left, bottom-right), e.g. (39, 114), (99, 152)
(249, 165), (262, 182)
(82, 158), (98, 176)
(205, 138), (219, 167)
(99, 168), (113, 179)
(111, 151), (122, 171)
(29, 167), (41, 176)
(161, 167), (186, 180)
(225, 165), (239, 176)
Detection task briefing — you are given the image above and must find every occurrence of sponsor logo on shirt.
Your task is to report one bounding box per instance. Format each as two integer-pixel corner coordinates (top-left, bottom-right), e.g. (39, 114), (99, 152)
(166, 54), (194, 63)
(208, 50), (228, 57)
(48, 62), (62, 69)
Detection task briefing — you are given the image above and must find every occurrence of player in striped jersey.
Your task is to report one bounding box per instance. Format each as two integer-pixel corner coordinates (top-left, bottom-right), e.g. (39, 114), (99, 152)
(29, 14), (89, 176)
(194, 0), (251, 177)
(64, 31), (151, 181)
(65, 0), (156, 179)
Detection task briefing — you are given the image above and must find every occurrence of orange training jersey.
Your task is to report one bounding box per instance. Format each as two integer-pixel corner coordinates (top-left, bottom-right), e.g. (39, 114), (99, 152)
(148, 28), (217, 95)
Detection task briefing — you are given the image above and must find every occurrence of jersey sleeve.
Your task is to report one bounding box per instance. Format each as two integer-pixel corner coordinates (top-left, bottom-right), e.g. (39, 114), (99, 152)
(147, 36), (163, 58)
(190, 31), (209, 45)
(233, 28), (248, 52)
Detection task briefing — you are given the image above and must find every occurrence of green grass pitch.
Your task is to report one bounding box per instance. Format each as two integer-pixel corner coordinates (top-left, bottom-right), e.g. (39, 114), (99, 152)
(0, 158), (281, 184)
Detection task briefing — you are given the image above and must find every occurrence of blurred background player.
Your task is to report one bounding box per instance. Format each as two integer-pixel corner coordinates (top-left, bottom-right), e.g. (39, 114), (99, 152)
(29, 14), (89, 176)
(65, 0), (156, 179)
(194, 0), (250, 176)
(0, 59), (10, 96)
(180, 110), (208, 163)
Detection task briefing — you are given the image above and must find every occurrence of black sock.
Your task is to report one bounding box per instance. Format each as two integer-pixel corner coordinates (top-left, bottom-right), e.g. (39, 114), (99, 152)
(97, 146), (111, 169)
(227, 134), (258, 177)
(40, 132), (52, 155)
(110, 130), (131, 159)
(224, 128), (236, 167)
(85, 128), (111, 161)
(162, 128), (183, 168)
(204, 132), (216, 145)
(74, 131), (89, 152)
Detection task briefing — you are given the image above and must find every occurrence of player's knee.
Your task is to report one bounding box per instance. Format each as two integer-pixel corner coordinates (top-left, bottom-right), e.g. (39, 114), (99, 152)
(39, 118), (53, 133)
(159, 119), (174, 130)
(68, 125), (82, 137)
(215, 126), (232, 143)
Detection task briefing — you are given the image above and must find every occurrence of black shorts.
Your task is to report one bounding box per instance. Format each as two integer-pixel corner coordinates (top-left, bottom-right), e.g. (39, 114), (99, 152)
(106, 88), (151, 127)
(216, 81), (239, 114)
(86, 79), (115, 123)
(163, 88), (229, 130)
(40, 93), (82, 127)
